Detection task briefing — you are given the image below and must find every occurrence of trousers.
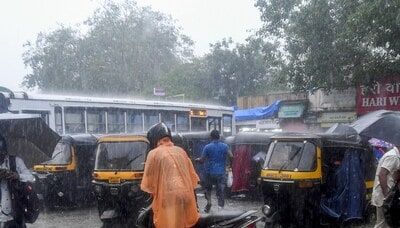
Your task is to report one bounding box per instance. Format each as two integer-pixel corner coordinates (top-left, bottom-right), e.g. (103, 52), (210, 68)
(204, 174), (225, 207)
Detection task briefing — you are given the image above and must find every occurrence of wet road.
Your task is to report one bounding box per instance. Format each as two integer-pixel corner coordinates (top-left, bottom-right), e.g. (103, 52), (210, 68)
(27, 194), (374, 228)
(27, 194), (264, 228)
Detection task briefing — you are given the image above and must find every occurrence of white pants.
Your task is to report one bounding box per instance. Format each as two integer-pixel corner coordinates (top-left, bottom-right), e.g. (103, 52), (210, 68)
(374, 206), (390, 228)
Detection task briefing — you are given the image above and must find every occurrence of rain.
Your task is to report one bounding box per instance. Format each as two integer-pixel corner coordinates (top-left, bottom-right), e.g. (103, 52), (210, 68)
(1, 0), (400, 228)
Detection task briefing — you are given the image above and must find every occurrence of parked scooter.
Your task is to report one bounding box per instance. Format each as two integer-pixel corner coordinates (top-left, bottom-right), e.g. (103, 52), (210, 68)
(136, 206), (261, 228)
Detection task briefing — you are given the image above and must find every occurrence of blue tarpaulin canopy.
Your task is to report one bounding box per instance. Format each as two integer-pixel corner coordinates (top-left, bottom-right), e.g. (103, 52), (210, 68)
(235, 100), (281, 121)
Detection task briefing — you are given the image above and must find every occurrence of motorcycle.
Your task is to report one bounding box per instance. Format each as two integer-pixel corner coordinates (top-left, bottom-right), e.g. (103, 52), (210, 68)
(136, 206), (261, 228)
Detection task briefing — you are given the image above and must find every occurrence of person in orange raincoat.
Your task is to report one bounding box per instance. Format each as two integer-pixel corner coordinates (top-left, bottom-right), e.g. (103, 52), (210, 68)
(141, 123), (200, 228)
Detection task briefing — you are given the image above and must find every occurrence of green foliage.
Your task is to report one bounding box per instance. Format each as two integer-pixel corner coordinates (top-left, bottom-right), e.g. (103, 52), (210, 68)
(162, 37), (278, 105)
(256, 0), (400, 92)
(23, 27), (82, 92)
(23, 0), (192, 96)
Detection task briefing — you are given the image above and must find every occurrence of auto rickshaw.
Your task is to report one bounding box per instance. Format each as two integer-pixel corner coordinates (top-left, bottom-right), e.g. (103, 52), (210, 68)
(172, 131), (214, 184)
(33, 134), (98, 208)
(92, 134), (150, 227)
(228, 132), (273, 199)
(260, 132), (376, 227)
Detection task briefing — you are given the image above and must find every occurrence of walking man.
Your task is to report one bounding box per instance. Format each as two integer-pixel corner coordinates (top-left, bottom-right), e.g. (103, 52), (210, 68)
(0, 134), (35, 228)
(372, 144), (400, 228)
(196, 129), (232, 213)
(141, 123), (200, 228)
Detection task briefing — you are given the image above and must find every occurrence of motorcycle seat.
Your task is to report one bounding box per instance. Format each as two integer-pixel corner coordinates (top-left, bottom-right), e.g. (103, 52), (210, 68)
(196, 210), (245, 227)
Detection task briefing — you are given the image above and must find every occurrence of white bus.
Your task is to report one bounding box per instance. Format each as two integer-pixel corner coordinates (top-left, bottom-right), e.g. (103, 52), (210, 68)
(3, 92), (234, 136)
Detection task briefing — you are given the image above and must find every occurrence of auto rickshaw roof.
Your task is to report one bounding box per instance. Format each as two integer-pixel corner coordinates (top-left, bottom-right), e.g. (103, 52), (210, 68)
(232, 132), (274, 145)
(175, 131), (212, 140)
(270, 132), (363, 147)
(97, 134), (149, 143)
(60, 134), (100, 146)
(223, 135), (235, 145)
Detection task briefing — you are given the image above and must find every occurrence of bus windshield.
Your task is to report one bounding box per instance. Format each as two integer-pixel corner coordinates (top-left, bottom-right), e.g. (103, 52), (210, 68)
(44, 142), (72, 165)
(95, 141), (148, 171)
(264, 141), (317, 171)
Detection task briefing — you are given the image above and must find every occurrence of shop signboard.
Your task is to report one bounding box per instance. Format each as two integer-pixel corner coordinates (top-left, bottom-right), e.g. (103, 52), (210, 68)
(278, 104), (305, 118)
(318, 112), (357, 123)
(356, 77), (400, 115)
(256, 119), (279, 129)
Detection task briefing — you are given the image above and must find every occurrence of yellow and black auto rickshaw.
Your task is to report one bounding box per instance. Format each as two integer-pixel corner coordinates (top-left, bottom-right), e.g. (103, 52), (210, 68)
(92, 134), (150, 227)
(33, 134), (98, 208)
(260, 133), (376, 227)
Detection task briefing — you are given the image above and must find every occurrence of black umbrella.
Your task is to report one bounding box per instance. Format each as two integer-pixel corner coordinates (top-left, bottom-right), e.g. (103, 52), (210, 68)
(0, 113), (61, 167)
(350, 110), (400, 145)
(325, 123), (360, 142)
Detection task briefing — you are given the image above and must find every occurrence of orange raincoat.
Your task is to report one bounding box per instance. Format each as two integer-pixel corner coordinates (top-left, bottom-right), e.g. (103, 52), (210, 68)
(141, 140), (200, 228)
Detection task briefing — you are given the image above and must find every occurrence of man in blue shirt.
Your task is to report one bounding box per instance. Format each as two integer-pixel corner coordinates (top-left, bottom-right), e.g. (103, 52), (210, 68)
(196, 130), (232, 213)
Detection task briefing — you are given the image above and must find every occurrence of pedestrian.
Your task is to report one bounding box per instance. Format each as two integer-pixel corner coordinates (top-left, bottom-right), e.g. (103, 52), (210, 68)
(196, 129), (232, 213)
(371, 144), (400, 228)
(0, 134), (35, 228)
(141, 123), (200, 228)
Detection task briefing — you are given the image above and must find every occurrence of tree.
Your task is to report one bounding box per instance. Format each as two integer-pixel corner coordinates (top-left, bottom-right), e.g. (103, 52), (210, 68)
(22, 26), (82, 92)
(163, 37), (279, 105)
(162, 60), (212, 102)
(23, 0), (193, 96)
(255, 0), (400, 92)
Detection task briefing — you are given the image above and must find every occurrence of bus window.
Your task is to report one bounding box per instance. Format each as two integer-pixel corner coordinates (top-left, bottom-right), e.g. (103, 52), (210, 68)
(127, 111), (143, 133)
(55, 107), (63, 135)
(223, 115), (232, 136)
(87, 109), (106, 133)
(191, 117), (207, 132)
(65, 107), (85, 134)
(107, 109), (125, 133)
(144, 111), (159, 130)
(161, 112), (175, 132)
(177, 113), (189, 132)
(208, 117), (221, 131)
(21, 110), (50, 125)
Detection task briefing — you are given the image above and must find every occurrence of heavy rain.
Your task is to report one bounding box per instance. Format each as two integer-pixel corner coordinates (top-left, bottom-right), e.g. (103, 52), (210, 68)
(1, 0), (400, 227)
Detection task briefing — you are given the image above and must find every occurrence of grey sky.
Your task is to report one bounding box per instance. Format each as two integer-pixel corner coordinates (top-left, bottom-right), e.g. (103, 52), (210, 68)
(0, 0), (262, 91)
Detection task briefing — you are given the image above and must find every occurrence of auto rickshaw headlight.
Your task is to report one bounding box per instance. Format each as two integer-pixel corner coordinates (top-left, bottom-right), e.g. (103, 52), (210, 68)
(262, 205), (271, 215)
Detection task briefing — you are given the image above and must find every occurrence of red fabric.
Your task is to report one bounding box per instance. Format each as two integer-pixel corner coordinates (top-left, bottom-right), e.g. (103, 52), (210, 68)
(231, 145), (252, 192)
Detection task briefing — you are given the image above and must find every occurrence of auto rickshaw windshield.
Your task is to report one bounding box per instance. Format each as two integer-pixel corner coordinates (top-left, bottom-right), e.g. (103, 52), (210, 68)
(43, 142), (72, 165)
(264, 141), (317, 171)
(95, 141), (148, 171)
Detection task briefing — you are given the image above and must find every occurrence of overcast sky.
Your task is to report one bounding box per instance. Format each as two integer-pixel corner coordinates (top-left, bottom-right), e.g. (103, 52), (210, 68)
(0, 0), (262, 91)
